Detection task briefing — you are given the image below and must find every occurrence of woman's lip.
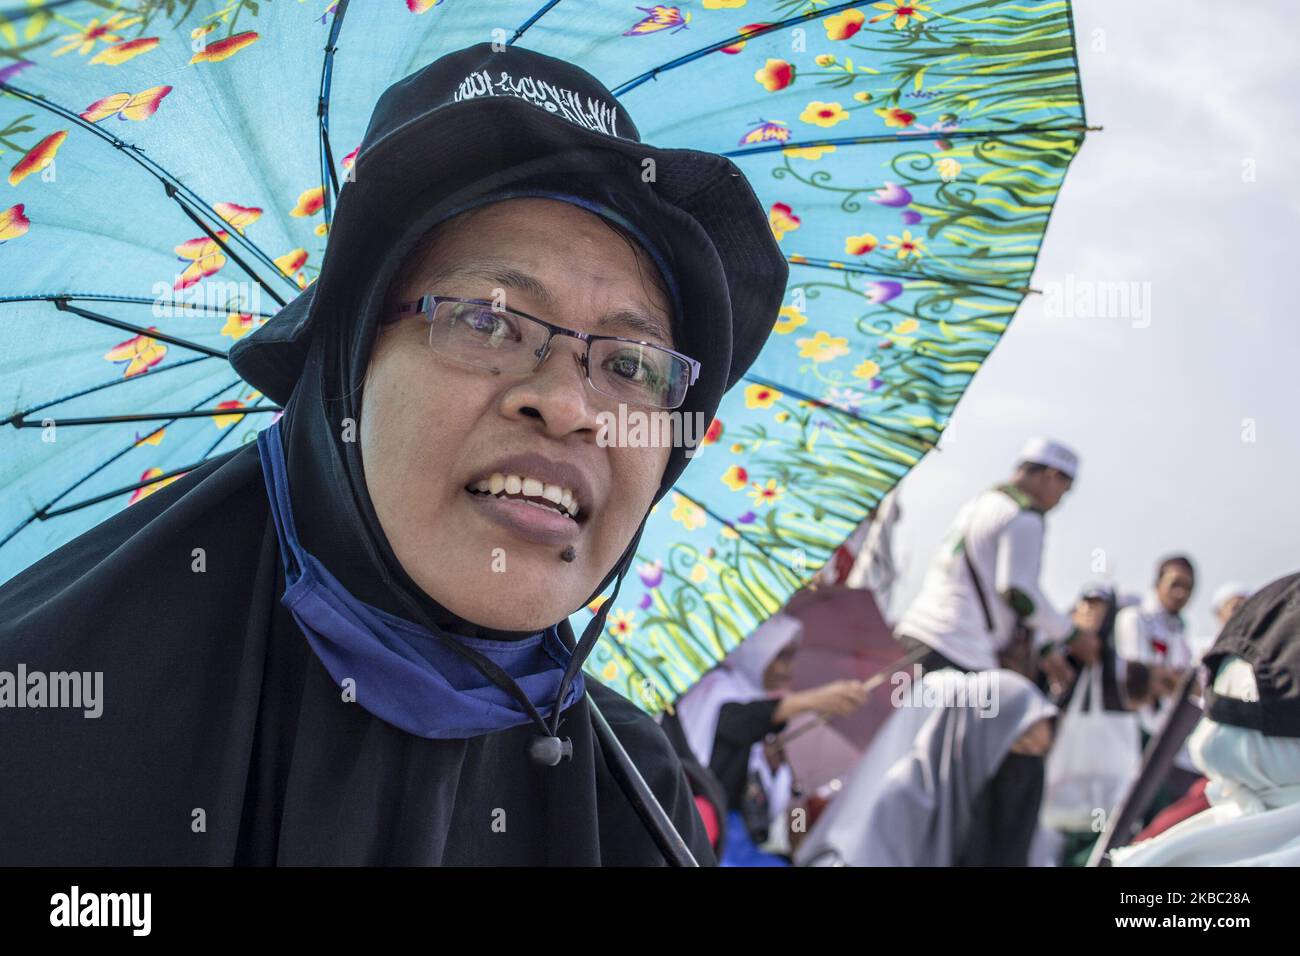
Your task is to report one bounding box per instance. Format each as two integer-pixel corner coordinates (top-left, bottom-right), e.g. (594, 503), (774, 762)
(464, 489), (583, 546)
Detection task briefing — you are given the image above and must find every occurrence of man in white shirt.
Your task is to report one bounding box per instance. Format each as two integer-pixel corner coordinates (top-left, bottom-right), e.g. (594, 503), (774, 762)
(1113, 555), (1200, 802)
(896, 437), (1095, 676)
(1113, 556), (1196, 726)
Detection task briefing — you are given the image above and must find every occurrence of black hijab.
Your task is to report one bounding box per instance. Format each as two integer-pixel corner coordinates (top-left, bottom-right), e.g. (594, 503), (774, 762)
(0, 169), (722, 867)
(0, 43), (791, 864)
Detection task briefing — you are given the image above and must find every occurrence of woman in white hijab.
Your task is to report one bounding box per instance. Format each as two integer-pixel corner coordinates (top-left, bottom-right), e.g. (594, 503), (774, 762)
(793, 667), (1057, 866)
(1110, 572), (1300, 866)
(673, 612), (867, 862)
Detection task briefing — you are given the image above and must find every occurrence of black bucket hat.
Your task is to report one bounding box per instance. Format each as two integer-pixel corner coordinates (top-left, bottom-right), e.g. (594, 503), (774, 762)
(230, 41), (788, 501)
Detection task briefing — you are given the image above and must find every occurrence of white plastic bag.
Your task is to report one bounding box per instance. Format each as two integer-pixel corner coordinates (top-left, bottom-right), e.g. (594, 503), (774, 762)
(1041, 665), (1141, 832)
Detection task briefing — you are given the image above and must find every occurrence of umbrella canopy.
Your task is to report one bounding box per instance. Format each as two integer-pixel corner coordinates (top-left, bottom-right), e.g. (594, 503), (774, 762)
(782, 583), (905, 789)
(0, 0), (1087, 712)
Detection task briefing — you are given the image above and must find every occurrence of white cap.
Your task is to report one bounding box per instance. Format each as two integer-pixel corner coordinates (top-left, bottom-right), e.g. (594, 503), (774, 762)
(1211, 582), (1250, 612)
(1016, 436), (1079, 479)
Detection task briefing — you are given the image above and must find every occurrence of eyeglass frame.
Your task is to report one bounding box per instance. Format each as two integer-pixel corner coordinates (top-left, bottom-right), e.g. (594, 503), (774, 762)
(383, 294), (702, 410)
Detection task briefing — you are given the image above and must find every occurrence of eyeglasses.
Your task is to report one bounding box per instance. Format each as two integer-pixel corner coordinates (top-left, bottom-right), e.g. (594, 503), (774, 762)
(384, 295), (700, 410)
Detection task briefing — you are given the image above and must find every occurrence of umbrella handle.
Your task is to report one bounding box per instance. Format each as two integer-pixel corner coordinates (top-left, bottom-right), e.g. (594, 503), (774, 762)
(588, 691), (699, 867)
(773, 643), (932, 748)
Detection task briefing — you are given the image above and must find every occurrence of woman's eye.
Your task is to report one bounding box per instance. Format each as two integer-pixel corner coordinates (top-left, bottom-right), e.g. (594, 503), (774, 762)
(454, 305), (514, 338)
(607, 353), (648, 381)
(467, 309), (501, 332)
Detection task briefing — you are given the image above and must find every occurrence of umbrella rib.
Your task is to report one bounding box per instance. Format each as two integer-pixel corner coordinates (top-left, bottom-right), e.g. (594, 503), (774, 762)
(37, 461), (211, 520)
(0, 293), (277, 318)
(725, 123), (1088, 158)
(48, 298), (230, 359)
(0, 377), (253, 550)
(164, 184), (289, 307)
(0, 82), (296, 297)
(508, 0), (565, 44)
(4, 356), (213, 422)
(611, 1), (866, 97)
(0, 0), (78, 20)
(784, 256), (1030, 296)
(8, 406), (281, 429)
(318, 0), (353, 223)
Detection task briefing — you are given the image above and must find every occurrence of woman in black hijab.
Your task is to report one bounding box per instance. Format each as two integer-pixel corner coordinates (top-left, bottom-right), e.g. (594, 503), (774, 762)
(0, 44), (787, 865)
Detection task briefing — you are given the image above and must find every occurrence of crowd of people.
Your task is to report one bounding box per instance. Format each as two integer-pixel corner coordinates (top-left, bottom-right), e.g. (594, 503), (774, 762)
(664, 438), (1300, 867)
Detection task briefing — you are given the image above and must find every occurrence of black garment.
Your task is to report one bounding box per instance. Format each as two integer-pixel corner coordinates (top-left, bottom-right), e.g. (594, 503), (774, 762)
(1202, 571), (1300, 738)
(898, 632), (1044, 866)
(658, 711), (729, 853)
(708, 699), (786, 812)
(0, 442), (713, 865)
(0, 45), (797, 867)
(955, 753), (1046, 867)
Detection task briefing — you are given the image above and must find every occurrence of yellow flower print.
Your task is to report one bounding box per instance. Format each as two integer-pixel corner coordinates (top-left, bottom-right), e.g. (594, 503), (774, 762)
(52, 13), (140, 58)
(797, 330), (850, 363)
(775, 306), (808, 334)
(800, 101), (850, 128)
(783, 144), (838, 161)
(845, 232), (878, 256)
(607, 609), (637, 637)
(853, 359), (881, 380)
(936, 158), (962, 180)
(755, 59), (795, 92)
(690, 564), (709, 584)
(671, 492), (707, 531)
(722, 465), (749, 491)
(769, 202), (801, 241)
(868, 1), (932, 29)
(894, 318), (920, 334)
(748, 479), (785, 507)
(221, 311), (256, 340)
(744, 384), (783, 409)
(883, 230), (926, 259)
(824, 8), (866, 40)
(875, 106), (917, 128)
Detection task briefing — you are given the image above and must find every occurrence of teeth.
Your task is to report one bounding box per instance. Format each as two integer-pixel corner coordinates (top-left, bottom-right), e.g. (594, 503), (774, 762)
(468, 471), (583, 519)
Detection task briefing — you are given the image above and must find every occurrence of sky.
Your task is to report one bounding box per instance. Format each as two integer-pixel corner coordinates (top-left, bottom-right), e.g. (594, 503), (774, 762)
(884, 0), (1300, 638)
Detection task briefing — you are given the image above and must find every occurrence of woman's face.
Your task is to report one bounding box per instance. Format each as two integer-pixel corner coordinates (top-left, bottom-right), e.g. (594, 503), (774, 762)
(359, 198), (674, 631)
(763, 643), (799, 691)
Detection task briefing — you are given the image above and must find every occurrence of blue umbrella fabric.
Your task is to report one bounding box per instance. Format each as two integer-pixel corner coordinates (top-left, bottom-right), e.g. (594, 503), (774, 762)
(0, 0), (1086, 712)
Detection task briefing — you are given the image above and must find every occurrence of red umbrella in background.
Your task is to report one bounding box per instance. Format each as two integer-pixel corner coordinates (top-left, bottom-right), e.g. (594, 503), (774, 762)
(780, 585), (919, 793)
